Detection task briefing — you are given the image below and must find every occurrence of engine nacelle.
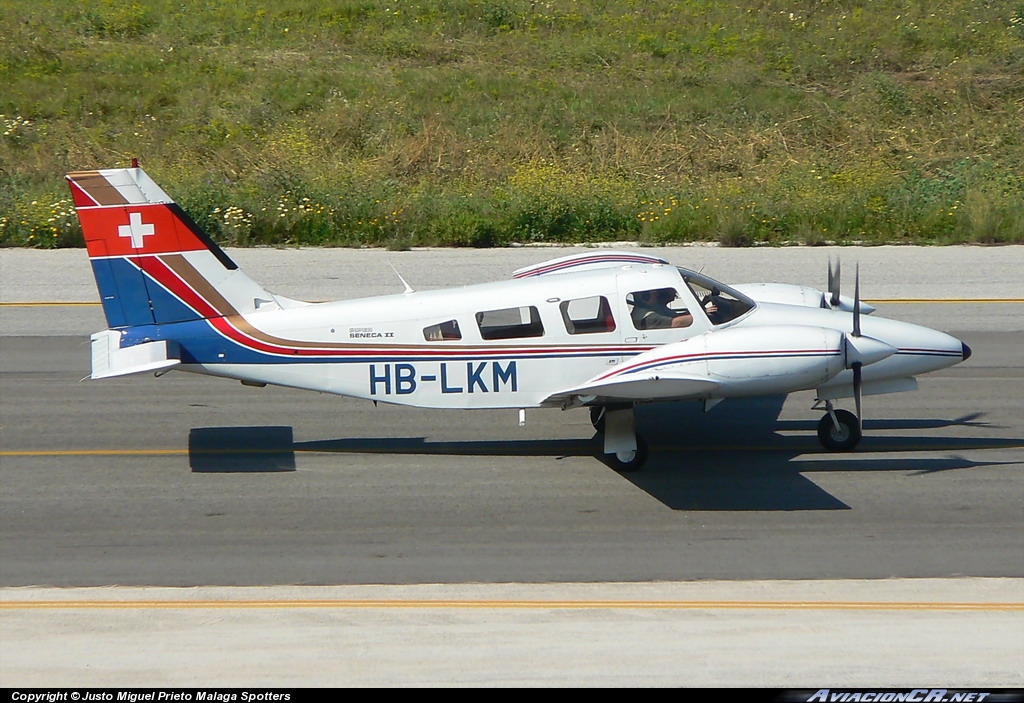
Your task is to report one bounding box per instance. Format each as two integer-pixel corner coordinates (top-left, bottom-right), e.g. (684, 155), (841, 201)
(732, 282), (876, 314)
(628, 325), (848, 398)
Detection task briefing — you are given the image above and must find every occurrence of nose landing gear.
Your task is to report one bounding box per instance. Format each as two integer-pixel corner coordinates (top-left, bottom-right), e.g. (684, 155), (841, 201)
(815, 401), (862, 451)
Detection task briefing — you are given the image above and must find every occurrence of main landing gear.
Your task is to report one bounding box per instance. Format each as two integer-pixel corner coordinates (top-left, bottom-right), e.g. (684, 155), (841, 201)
(815, 400), (862, 452)
(590, 397), (864, 472)
(591, 405), (648, 472)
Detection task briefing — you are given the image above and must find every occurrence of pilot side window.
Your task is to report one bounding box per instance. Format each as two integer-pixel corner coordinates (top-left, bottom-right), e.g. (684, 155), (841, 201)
(423, 319), (462, 341)
(627, 288), (693, 330)
(560, 296), (616, 335)
(476, 305), (544, 340)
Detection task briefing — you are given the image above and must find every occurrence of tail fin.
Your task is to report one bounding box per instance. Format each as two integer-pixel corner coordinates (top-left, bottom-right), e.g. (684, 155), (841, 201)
(67, 167), (300, 329)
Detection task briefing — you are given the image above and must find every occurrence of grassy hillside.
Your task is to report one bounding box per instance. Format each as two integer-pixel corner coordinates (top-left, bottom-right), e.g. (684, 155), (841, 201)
(2, 0), (1022, 248)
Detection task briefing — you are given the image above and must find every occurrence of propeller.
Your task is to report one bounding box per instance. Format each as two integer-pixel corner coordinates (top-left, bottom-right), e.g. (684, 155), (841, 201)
(825, 260), (898, 449)
(851, 264), (863, 434)
(852, 263), (861, 338)
(826, 257), (877, 315)
(828, 258), (841, 308)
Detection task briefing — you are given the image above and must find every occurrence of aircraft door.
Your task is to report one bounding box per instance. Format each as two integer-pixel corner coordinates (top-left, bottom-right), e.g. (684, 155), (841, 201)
(617, 274), (708, 345)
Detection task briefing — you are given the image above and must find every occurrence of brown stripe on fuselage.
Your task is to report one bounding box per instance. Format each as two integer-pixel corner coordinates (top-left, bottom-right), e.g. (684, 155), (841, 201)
(229, 314), (347, 350)
(160, 254), (348, 349)
(66, 171), (130, 206)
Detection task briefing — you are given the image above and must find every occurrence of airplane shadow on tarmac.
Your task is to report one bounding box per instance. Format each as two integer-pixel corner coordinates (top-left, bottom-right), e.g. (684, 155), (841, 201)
(188, 426), (298, 473)
(187, 398), (1017, 511)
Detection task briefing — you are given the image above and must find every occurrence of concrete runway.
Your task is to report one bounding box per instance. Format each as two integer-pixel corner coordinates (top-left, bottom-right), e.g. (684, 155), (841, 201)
(1, 245), (1022, 686)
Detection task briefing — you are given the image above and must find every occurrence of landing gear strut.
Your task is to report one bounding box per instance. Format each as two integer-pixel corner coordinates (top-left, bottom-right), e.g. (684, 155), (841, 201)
(816, 402), (862, 451)
(594, 405), (649, 472)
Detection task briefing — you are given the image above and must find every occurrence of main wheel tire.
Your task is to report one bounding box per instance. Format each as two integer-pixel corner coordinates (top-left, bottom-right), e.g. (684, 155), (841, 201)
(605, 435), (648, 472)
(817, 409), (862, 451)
(589, 406), (605, 434)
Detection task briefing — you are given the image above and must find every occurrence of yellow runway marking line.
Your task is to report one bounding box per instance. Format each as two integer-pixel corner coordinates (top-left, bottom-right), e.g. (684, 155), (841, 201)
(867, 298), (1024, 304)
(1, 449), (187, 457)
(1, 599), (1021, 611)
(0, 301), (100, 306)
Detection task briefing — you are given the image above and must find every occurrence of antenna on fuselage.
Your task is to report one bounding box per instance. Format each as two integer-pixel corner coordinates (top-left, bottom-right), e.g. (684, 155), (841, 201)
(387, 261), (415, 295)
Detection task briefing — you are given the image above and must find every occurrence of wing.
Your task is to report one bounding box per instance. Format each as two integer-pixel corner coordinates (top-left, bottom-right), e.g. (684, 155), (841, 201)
(542, 372), (720, 407)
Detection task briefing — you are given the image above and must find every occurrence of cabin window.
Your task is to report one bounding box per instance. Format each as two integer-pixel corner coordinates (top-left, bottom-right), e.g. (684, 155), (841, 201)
(560, 296), (616, 335)
(476, 305), (544, 340)
(680, 272), (756, 326)
(423, 319), (462, 341)
(627, 288), (693, 330)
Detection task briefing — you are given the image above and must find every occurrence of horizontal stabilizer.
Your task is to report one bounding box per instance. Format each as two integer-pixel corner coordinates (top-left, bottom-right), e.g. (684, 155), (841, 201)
(90, 330), (180, 380)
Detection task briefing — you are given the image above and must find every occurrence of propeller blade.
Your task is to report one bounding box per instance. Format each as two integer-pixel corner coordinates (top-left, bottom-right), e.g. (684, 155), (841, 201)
(828, 258), (841, 308)
(852, 263), (864, 434)
(852, 263), (861, 338)
(853, 362), (863, 433)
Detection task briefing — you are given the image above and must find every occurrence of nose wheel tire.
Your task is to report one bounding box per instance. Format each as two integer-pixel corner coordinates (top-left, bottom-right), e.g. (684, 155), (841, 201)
(605, 435), (648, 472)
(817, 409), (862, 451)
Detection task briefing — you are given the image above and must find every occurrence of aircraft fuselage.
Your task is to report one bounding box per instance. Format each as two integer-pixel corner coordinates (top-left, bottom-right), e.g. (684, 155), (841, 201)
(115, 263), (966, 410)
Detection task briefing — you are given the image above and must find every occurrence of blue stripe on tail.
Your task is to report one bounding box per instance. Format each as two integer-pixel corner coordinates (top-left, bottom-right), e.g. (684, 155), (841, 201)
(91, 257), (200, 329)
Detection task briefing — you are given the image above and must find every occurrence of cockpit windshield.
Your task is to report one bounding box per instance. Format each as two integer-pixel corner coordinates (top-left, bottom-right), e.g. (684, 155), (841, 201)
(677, 267), (756, 325)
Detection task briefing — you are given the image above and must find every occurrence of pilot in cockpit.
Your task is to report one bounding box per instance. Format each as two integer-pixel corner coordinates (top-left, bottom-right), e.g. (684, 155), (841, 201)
(630, 288), (718, 329)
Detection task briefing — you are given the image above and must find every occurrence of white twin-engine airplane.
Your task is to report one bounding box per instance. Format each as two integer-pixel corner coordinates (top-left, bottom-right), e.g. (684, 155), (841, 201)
(67, 166), (971, 471)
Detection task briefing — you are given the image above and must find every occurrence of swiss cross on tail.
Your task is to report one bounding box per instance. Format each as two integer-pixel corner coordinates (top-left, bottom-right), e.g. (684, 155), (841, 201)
(74, 202), (198, 257)
(118, 212), (155, 248)
(66, 168), (214, 257)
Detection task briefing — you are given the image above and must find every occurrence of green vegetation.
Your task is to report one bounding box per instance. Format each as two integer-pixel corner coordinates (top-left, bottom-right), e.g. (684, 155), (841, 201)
(2, 0), (1022, 248)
